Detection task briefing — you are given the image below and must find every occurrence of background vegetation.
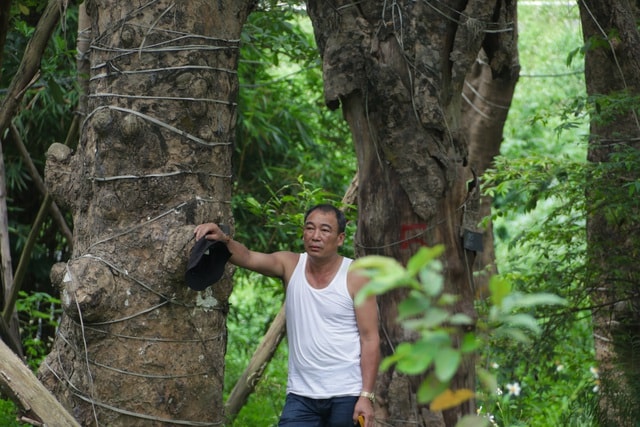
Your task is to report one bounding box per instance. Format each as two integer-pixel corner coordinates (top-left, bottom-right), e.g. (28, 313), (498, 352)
(1, 1), (604, 426)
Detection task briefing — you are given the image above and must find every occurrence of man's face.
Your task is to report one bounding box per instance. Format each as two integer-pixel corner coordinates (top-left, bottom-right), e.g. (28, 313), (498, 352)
(302, 209), (345, 257)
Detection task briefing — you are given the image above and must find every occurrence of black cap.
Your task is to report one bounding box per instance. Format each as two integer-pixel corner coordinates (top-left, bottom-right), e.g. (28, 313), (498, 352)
(185, 225), (232, 291)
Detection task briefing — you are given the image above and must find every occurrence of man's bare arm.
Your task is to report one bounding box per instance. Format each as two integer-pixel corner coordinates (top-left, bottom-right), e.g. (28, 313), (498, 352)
(350, 271), (380, 427)
(193, 223), (298, 281)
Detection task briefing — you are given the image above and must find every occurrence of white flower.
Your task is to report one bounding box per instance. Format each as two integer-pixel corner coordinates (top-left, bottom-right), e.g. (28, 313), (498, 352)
(590, 366), (599, 378)
(506, 382), (521, 396)
(491, 362), (500, 369)
(496, 387), (503, 396)
(556, 364), (564, 372)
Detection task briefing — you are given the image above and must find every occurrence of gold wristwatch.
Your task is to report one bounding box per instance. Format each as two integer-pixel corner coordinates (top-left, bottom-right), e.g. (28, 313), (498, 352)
(360, 391), (375, 404)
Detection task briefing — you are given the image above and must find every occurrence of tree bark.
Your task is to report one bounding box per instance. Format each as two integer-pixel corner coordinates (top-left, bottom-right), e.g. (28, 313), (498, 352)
(462, 43), (520, 296)
(578, 1), (640, 425)
(0, 127), (22, 358)
(306, 1), (517, 425)
(39, 1), (254, 425)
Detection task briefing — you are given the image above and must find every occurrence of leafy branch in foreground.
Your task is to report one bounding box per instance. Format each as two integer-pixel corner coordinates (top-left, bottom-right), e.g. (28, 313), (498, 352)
(351, 246), (566, 426)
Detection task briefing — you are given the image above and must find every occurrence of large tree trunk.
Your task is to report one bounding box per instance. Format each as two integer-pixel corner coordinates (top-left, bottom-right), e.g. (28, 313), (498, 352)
(461, 44), (520, 296)
(306, 1), (517, 425)
(38, 1), (253, 425)
(578, 1), (640, 425)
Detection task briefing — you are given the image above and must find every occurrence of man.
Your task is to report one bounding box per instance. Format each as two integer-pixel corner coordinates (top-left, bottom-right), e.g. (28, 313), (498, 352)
(194, 204), (380, 427)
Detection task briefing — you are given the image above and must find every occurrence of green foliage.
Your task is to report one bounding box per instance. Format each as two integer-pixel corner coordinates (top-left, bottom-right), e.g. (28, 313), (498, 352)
(16, 291), (61, 370)
(352, 248), (565, 426)
(232, 175), (356, 257)
(474, 5), (605, 425)
(0, 291), (60, 425)
(503, 3), (585, 162)
(588, 91), (640, 127)
(354, 247), (474, 403)
(234, 5), (355, 253)
(0, 399), (28, 427)
(224, 273), (287, 426)
(2, 1), (625, 427)
(481, 153), (598, 426)
(2, 0), (76, 312)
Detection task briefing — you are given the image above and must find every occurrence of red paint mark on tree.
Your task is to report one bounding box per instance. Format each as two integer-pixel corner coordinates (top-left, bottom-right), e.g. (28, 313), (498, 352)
(400, 223), (427, 249)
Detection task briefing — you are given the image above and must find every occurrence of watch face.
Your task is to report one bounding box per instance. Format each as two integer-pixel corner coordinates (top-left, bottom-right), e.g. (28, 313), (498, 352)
(360, 391), (375, 403)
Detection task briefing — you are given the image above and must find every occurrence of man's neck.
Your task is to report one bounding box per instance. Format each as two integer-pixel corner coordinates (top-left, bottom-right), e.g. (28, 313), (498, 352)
(305, 254), (342, 288)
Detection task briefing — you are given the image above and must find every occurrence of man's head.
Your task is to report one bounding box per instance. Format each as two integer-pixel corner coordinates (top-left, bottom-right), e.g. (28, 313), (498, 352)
(304, 204), (346, 233)
(302, 204), (346, 257)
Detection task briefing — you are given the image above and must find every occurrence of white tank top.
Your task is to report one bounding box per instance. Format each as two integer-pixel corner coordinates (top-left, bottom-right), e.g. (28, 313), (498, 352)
(285, 253), (362, 398)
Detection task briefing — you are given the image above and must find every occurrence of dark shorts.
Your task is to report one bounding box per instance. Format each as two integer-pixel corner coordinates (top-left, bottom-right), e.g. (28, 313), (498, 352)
(278, 393), (359, 427)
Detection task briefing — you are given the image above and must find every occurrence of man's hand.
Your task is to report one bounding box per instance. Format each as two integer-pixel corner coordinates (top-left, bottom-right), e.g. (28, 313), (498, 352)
(194, 223), (229, 242)
(353, 397), (374, 426)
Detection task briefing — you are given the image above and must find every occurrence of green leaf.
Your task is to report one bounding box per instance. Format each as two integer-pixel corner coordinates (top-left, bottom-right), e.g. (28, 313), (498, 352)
(379, 342), (413, 372)
(476, 367), (498, 395)
(488, 275), (511, 307)
(352, 256), (415, 305)
(423, 329), (452, 346)
(397, 293), (431, 321)
(47, 77), (65, 104)
(434, 347), (461, 382)
(460, 333), (480, 353)
(395, 340), (438, 375)
(494, 326), (532, 343)
(405, 246), (432, 276)
(448, 313), (473, 325)
(406, 245), (444, 276)
(502, 292), (567, 311)
(455, 415), (490, 427)
(437, 293), (459, 306)
(355, 275), (412, 305)
(419, 264), (444, 297)
(420, 307), (451, 329)
(502, 313), (541, 334)
(416, 374), (449, 404)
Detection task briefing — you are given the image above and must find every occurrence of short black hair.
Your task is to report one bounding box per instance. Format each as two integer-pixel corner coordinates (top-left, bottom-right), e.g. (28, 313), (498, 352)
(304, 204), (346, 233)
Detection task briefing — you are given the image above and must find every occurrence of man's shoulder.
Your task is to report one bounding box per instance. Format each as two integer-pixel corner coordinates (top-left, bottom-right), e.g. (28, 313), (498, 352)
(276, 251), (301, 281)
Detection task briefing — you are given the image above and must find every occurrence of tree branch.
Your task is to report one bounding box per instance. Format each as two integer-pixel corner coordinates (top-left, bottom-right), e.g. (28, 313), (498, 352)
(224, 304), (286, 423)
(0, 339), (80, 427)
(10, 124), (73, 246)
(0, 0), (64, 137)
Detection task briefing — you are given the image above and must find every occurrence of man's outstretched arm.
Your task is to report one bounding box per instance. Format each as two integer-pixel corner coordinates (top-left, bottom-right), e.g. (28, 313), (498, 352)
(193, 222), (297, 280)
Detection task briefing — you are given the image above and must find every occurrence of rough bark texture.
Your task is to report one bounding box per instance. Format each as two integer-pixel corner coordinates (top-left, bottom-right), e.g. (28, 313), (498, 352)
(462, 44), (520, 295)
(306, 1), (517, 425)
(578, 1), (640, 425)
(38, 1), (253, 425)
